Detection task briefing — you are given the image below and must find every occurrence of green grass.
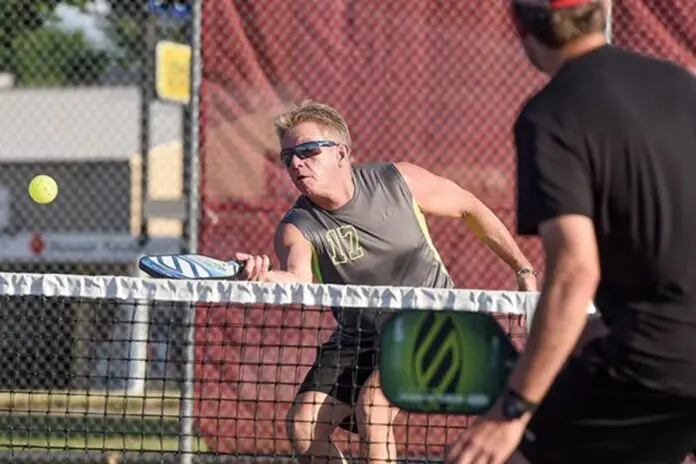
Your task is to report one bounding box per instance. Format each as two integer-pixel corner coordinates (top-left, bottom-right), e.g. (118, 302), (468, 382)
(0, 435), (207, 452)
(0, 390), (181, 416)
(0, 414), (179, 436)
(0, 389), (209, 452)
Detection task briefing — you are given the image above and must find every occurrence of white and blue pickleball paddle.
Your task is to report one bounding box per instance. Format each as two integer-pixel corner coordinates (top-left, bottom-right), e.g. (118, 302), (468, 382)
(139, 254), (245, 280)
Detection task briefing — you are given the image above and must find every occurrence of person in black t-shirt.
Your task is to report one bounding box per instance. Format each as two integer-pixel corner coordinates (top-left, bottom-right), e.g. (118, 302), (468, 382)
(446, 1), (696, 463)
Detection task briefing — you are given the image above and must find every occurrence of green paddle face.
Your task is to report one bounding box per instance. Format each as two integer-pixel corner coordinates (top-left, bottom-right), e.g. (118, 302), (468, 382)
(379, 310), (518, 415)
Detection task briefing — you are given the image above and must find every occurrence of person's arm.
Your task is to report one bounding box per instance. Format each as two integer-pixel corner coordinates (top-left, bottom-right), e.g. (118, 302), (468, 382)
(235, 222), (314, 283)
(442, 109), (599, 464)
(394, 161), (536, 286)
(510, 112), (598, 408)
(507, 215), (599, 410)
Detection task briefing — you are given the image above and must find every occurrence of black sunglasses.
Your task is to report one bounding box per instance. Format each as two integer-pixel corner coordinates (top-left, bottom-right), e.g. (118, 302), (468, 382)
(279, 140), (338, 167)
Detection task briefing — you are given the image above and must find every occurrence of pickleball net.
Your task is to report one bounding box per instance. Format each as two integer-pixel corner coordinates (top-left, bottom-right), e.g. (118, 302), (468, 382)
(0, 272), (581, 463)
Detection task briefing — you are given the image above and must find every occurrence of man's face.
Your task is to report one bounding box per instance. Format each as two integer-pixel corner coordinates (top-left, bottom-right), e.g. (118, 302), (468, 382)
(280, 122), (343, 196)
(521, 36), (547, 73)
(509, 1), (551, 74)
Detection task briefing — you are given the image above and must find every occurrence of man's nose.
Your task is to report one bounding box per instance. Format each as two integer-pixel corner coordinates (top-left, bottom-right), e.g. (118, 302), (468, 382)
(289, 154), (304, 169)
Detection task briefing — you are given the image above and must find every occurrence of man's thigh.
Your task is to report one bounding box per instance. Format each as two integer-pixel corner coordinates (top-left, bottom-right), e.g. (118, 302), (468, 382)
(355, 370), (400, 424)
(519, 351), (696, 464)
(297, 338), (378, 433)
(289, 390), (353, 433)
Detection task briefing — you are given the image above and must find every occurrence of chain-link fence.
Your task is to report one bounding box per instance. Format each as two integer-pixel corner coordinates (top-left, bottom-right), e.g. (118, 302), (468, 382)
(0, 0), (694, 462)
(0, 2), (194, 461)
(197, 0), (695, 291)
(196, 0), (696, 457)
(0, 0), (194, 370)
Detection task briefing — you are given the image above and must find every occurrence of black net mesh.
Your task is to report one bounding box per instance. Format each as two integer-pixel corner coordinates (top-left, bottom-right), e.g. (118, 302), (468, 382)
(0, 274), (533, 463)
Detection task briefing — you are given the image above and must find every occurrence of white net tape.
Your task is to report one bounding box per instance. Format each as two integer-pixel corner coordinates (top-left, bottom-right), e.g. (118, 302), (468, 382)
(0, 272), (596, 315)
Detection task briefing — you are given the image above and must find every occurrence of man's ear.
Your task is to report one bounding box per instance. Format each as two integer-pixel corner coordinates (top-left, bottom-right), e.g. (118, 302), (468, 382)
(338, 144), (350, 167)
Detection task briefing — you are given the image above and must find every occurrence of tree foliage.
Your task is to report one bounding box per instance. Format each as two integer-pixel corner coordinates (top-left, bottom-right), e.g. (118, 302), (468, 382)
(0, 1), (115, 86)
(102, 0), (190, 73)
(12, 27), (109, 86)
(0, 0), (191, 86)
(0, 1), (87, 70)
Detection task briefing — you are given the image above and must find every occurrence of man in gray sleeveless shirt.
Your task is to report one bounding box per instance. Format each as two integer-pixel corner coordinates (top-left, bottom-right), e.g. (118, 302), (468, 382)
(235, 101), (537, 464)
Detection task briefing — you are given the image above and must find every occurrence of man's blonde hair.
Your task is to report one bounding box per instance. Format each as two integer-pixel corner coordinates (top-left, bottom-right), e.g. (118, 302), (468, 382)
(274, 100), (352, 147)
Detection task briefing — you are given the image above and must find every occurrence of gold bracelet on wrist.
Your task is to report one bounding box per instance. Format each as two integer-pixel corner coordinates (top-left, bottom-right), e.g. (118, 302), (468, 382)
(516, 267), (537, 278)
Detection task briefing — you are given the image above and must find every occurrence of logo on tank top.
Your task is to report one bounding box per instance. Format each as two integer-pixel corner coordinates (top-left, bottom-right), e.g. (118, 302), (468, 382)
(324, 225), (365, 266)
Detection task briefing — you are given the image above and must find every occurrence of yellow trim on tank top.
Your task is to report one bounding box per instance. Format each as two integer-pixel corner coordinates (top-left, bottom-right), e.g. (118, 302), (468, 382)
(411, 198), (449, 275)
(310, 242), (324, 283)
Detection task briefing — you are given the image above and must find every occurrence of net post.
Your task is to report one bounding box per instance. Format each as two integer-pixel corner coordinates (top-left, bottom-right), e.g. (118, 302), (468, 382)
(125, 299), (150, 395)
(179, 303), (197, 464)
(179, 0), (203, 462)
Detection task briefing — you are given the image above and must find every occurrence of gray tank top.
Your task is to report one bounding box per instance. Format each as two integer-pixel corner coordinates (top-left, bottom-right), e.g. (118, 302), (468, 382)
(281, 163), (454, 342)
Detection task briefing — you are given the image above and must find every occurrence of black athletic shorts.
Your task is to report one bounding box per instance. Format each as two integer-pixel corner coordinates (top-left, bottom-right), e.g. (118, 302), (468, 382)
(296, 333), (379, 433)
(519, 339), (696, 464)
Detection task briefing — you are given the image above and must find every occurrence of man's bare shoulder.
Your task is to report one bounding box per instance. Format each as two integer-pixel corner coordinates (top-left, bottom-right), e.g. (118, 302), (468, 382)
(274, 220), (305, 243)
(279, 196), (314, 223)
(277, 202), (317, 246)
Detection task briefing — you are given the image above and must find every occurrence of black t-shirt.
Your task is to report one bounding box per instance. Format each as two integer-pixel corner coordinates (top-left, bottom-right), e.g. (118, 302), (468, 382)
(516, 45), (696, 397)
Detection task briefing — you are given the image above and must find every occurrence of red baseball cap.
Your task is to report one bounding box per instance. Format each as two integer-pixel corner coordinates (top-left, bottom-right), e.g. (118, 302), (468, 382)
(514, 0), (597, 9)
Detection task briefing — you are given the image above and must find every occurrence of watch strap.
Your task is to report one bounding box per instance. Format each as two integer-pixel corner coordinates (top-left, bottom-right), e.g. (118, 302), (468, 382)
(506, 388), (539, 412)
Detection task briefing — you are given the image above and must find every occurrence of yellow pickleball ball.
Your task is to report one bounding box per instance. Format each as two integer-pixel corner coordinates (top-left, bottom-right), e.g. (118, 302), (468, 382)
(28, 175), (58, 204)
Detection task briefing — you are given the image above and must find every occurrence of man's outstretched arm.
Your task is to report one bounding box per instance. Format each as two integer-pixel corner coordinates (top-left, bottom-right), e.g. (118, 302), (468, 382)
(395, 161), (537, 290)
(235, 222), (315, 283)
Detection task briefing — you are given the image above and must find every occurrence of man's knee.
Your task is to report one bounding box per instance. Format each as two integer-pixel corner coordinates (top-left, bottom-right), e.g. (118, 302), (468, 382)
(287, 403), (325, 452)
(286, 394), (350, 453)
(355, 385), (395, 433)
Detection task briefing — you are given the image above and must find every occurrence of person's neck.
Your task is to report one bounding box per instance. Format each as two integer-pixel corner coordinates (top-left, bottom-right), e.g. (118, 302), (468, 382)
(547, 33), (608, 75)
(310, 172), (355, 211)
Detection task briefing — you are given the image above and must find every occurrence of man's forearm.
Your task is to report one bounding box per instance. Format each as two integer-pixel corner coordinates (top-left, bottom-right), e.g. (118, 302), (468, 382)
(263, 270), (313, 284)
(466, 205), (532, 271)
(507, 275), (595, 405)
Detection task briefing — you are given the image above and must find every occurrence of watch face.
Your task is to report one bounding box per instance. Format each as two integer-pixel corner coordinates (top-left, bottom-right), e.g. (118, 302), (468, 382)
(503, 396), (525, 419)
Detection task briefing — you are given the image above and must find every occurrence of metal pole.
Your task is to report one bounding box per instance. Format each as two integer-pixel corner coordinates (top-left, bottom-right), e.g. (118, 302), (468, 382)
(179, 0), (203, 462)
(125, 299), (149, 395)
(182, 3), (202, 256)
(179, 303), (197, 464)
(140, 15), (156, 245)
(130, 0), (155, 401)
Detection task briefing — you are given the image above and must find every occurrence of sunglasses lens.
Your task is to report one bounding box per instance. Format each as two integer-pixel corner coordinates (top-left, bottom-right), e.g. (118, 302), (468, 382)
(295, 147), (322, 159)
(280, 151), (293, 166)
(280, 141), (333, 166)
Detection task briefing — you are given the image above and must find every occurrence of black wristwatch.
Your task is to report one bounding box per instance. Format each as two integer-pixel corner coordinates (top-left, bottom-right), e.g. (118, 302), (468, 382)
(501, 389), (539, 420)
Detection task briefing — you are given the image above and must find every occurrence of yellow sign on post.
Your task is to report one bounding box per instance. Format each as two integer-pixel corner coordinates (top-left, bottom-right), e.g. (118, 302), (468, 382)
(155, 41), (192, 104)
